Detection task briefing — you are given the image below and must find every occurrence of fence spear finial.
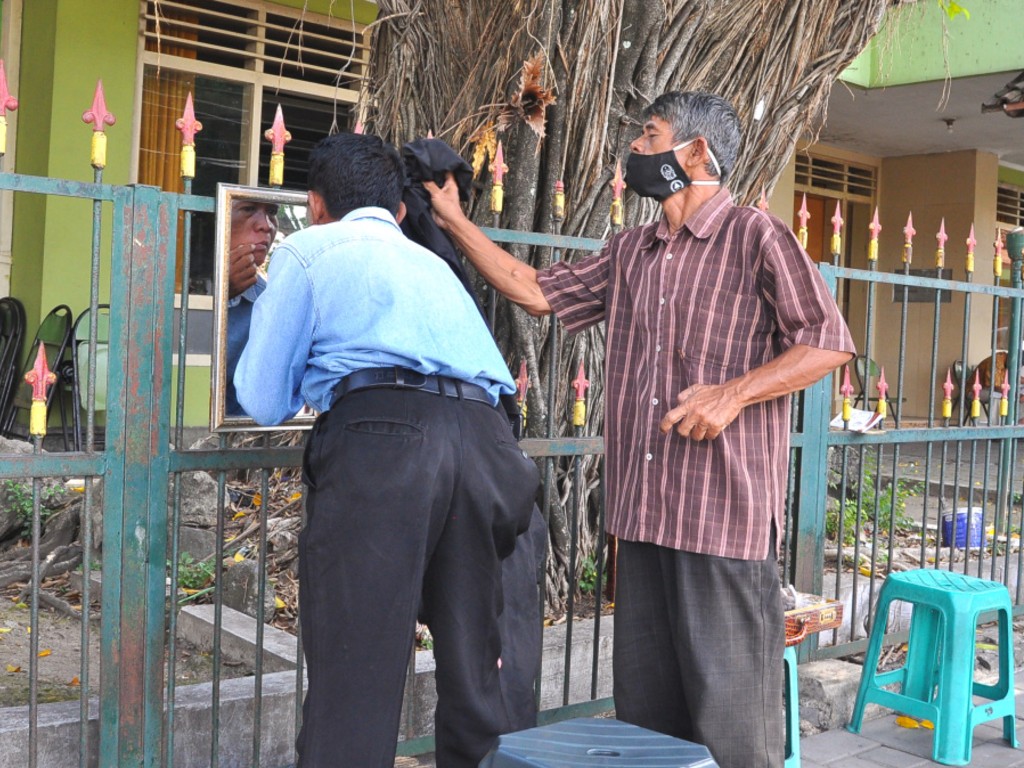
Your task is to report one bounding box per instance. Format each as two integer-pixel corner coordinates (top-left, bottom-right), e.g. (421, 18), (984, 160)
(572, 363), (590, 428)
(24, 343), (55, 437)
(840, 365), (853, 424)
(965, 223), (976, 275)
(490, 140), (507, 215)
(935, 218), (947, 270)
(610, 159), (625, 228)
(971, 369), (983, 421)
(82, 80), (116, 170)
(264, 104), (292, 187)
(515, 360), (529, 428)
(797, 193), (810, 250)
(876, 368), (888, 420)
(175, 92), (203, 180)
(902, 212), (916, 265)
(0, 60), (19, 157)
(942, 369), (953, 421)
(552, 179), (565, 223)
(830, 200), (844, 260)
(516, 360), (529, 406)
(994, 231), (1004, 280)
(1000, 370), (1011, 420)
(868, 207), (881, 262)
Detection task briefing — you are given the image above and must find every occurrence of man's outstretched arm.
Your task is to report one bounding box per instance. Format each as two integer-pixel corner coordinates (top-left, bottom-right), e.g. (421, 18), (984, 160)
(424, 176), (552, 316)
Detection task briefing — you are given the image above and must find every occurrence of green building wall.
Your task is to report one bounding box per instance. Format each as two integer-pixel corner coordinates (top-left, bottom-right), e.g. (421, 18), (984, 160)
(11, 0), (136, 330)
(8, 0), (377, 428)
(844, 0), (1023, 89)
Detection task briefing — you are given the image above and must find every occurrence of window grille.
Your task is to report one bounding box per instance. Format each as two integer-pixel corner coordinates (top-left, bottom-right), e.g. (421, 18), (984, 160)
(997, 183), (1024, 229)
(142, 0), (368, 92)
(795, 154), (876, 202)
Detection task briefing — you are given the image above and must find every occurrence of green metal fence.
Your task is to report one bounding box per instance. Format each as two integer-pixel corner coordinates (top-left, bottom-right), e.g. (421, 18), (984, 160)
(1, 169), (1023, 767)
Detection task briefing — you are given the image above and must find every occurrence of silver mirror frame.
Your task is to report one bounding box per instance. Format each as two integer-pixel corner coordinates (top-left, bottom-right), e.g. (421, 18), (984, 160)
(211, 183), (314, 432)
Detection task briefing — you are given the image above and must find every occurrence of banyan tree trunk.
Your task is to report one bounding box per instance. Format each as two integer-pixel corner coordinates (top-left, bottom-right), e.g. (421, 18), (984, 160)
(362, 0), (893, 615)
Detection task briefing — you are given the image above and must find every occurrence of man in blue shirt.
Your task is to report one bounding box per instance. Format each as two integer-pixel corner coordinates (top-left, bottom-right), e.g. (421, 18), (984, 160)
(235, 133), (540, 768)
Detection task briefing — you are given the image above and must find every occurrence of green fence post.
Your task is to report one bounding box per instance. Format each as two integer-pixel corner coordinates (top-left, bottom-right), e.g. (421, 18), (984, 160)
(792, 264), (842, 659)
(99, 184), (175, 767)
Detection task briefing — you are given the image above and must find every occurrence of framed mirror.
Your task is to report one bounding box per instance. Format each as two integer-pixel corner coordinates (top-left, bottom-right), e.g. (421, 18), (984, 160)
(211, 184), (314, 431)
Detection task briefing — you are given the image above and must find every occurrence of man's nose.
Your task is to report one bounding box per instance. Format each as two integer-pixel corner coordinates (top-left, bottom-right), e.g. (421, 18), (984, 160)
(253, 211), (272, 230)
(629, 135), (643, 153)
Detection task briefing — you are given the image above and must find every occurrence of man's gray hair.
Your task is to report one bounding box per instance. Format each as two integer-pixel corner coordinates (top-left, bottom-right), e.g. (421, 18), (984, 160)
(643, 91), (741, 182)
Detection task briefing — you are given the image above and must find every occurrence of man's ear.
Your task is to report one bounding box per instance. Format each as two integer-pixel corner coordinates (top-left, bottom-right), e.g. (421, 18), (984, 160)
(687, 138), (714, 179)
(395, 200), (407, 225)
(307, 190), (329, 225)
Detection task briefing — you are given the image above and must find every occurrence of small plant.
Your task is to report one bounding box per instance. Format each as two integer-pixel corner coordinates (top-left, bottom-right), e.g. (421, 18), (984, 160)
(578, 555), (598, 595)
(826, 453), (922, 546)
(0, 478), (61, 535)
(173, 553), (216, 591)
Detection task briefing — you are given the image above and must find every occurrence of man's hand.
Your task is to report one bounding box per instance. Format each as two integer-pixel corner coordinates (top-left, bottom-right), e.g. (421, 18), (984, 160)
(659, 383), (743, 441)
(228, 242), (259, 298)
(423, 174), (466, 232)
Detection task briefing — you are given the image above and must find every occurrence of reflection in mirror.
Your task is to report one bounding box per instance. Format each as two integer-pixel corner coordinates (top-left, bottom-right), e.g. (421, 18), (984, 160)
(212, 184), (313, 431)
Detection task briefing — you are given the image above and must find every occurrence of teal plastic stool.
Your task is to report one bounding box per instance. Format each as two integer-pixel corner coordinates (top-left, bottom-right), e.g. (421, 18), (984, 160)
(847, 569), (1018, 766)
(784, 645), (800, 768)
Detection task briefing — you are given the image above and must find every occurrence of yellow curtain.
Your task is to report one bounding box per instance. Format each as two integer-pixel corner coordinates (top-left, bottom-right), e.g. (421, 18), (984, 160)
(138, 13), (198, 290)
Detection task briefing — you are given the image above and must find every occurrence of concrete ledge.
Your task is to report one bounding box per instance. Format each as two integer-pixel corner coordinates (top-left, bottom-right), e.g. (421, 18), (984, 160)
(178, 604), (300, 673)
(0, 672), (302, 768)
(0, 611), (614, 766)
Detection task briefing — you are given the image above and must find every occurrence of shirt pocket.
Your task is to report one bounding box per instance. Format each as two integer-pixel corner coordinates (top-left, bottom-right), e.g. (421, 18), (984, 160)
(677, 349), (738, 387)
(682, 300), (772, 372)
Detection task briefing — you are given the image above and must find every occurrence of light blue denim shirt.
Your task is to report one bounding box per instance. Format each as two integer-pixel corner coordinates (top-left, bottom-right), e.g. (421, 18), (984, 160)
(235, 207), (515, 425)
(225, 275), (266, 417)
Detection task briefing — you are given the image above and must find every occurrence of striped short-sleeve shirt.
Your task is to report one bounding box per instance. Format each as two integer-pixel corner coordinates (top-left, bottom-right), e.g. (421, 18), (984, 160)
(536, 189), (855, 560)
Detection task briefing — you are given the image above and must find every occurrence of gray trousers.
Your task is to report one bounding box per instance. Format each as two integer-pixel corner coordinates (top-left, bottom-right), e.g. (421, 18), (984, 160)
(613, 538), (785, 768)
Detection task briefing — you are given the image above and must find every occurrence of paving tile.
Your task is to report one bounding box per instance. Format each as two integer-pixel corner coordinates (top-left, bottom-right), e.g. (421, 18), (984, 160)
(855, 716), (937, 758)
(974, 716), (1017, 743)
(800, 728), (878, 764)
(846, 745), (931, 767)
(958, 739), (1024, 767)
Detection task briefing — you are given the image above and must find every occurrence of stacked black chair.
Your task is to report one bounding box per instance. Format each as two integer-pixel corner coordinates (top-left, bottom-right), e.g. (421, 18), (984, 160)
(62, 304), (109, 451)
(1, 304), (73, 447)
(0, 297), (26, 432)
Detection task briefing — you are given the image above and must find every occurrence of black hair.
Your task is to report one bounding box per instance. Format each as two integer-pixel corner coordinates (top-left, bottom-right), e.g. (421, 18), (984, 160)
(307, 133), (406, 218)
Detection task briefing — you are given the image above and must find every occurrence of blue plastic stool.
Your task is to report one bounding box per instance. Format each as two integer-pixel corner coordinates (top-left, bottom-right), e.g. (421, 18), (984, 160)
(784, 645), (800, 768)
(478, 717), (719, 766)
(847, 568), (1018, 766)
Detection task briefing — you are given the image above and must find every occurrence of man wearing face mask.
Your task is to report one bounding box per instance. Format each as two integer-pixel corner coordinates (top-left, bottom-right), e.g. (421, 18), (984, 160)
(426, 91), (855, 768)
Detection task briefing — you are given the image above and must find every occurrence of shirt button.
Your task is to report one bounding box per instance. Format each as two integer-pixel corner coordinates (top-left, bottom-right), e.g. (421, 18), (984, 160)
(656, 344), (661, 352)
(652, 398), (659, 405)
(666, 253), (673, 260)
(659, 297), (666, 305)
(645, 453), (653, 461)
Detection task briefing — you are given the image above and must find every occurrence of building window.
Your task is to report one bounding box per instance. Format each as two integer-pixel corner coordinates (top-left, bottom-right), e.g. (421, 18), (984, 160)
(997, 184), (1024, 230)
(137, 0), (367, 292)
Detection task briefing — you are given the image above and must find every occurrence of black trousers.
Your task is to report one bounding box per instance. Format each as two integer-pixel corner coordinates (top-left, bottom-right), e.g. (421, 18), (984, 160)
(612, 538), (785, 768)
(296, 387), (540, 768)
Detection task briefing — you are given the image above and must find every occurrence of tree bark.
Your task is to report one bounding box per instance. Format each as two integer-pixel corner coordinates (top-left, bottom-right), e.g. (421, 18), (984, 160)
(365, 0), (894, 614)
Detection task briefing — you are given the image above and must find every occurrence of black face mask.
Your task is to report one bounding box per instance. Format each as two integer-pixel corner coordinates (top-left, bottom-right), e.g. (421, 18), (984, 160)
(623, 138), (721, 201)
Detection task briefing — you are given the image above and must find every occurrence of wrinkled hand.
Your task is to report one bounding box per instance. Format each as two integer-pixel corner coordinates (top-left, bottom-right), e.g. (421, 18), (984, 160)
(227, 243), (259, 298)
(423, 173), (465, 232)
(659, 383), (743, 441)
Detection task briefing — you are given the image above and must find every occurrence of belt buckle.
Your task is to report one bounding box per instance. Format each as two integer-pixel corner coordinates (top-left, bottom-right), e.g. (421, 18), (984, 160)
(394, 368), (428, 389)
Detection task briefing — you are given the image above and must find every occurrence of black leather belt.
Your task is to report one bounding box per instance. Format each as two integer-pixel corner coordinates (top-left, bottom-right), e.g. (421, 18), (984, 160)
(331, 366), (493, 408)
